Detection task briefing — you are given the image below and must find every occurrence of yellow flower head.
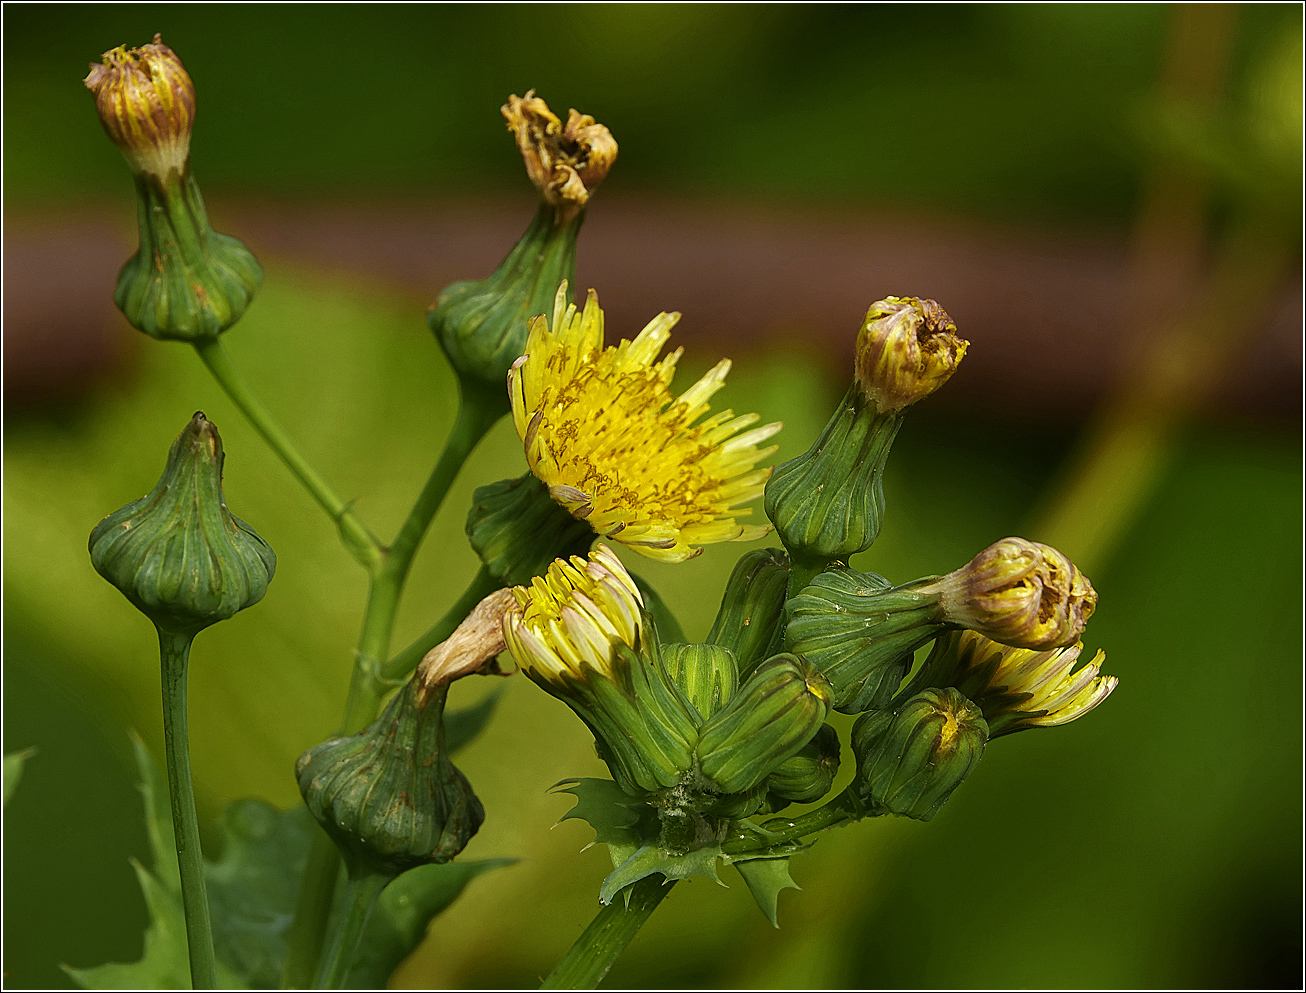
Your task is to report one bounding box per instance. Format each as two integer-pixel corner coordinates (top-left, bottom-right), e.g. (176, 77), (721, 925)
(508, 283), (783, 563)
(502, 544), (643, 685)
(84, 34), (195, 181)
(935, 629), (1117, 737)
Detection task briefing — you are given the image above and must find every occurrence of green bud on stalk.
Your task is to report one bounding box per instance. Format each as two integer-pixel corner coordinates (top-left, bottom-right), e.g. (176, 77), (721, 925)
(696, 654), (832, 796)
(706, 547), (790, 676)
(85, 36), (262, 341)
(89, 412), (276, 638)
(428, 91), (616, 406)
(763, 722), (842, 808)
(466, 472), (594, 586)
(661, 643), (739, 722)
(765, 297), (966, 565)
(850, 687), (987, 821)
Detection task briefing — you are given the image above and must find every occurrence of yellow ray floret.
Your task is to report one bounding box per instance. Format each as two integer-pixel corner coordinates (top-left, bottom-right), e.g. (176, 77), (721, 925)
(508, 283), (782, 563)
(502, 544), (643, 685)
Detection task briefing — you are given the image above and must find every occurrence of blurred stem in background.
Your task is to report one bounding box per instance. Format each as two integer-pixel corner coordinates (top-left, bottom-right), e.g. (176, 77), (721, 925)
(1034, 2), (1296, 573)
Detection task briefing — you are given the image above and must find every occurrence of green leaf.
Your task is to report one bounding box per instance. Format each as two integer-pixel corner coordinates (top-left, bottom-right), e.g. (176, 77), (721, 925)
(551, 778), (649, 851)
(3, 746), (36, 807)
(130, 732), (180, 892)
(599, 842), (726, 905)
(733, 857), (800, 927)
(345, 858), (517, 988)
(445, 685), (505, 754)
(65, 860), (245, 990)
(205, 800), (316, 988)
(631, 573), (687, 645)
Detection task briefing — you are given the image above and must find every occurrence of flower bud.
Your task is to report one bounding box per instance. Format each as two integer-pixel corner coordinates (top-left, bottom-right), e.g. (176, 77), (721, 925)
(502, 545), (699, 796)
(705, 548), (790, 677)
(86, 36), (262, 341)
(295, 678), (483, 877)
(854, 296), (967, 415)
(661, 643), (739, 721)
(429, 91), (615, 401)
(910, 629), (1117, 738)
(919, 537), (1096, 649)
(785, 566), (945, 714)
(696, 654), (832, 795)
(502, 90), (617, 225)
(89, 412), (276, 637)
(465, 472), (594, 586)
(764, 722), (841, 808)
(850, 688), (987, 821)
(84, 34), (193, 182)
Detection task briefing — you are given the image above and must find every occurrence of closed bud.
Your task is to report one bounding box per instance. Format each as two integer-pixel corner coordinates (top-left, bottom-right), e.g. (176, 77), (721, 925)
(785, 566), (945, 714)
(764, 722), (842, 807)
(466, 472), (594, 586)
(86, 36), (262, 341)
(662, 643), (739, 721)
(696, 654), (832, 795)
(706, 548), (790, 676)
(850, 688), (987, 821)
(89, 412), (276, 637)
(911, 629), (1117, 738)
(855, 296), (967, 415)
(429, 91), (615, 400)
(919, 537), (1096, 649)
(295, 678), (483, 877)
(502, 546), (699, 795)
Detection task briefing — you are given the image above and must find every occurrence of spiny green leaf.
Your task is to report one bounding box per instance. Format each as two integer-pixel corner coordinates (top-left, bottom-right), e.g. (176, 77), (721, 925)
(733, 857), (800, 927)
(345, 857), (517, 988)
(65, 860), (245, 990)
(551, 778), (649, 851)
(130, 732), (180, 892)
(445, 685), (505, 754)
(599, 842), (726, 906)
(3, 747), (36, 807)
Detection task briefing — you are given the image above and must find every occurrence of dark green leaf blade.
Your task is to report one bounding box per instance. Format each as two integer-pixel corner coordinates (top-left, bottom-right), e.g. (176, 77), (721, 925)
(445, 685), (506, 754)
(734, 857), (800, 927)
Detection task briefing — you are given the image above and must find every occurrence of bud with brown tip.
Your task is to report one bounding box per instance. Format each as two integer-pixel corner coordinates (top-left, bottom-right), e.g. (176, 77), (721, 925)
(855, 296), (968, 415)
(919, 537), (1096, 649)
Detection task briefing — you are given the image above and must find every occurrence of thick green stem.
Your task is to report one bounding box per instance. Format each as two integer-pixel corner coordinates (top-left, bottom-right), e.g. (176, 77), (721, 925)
(193, 337), (383, 571)
(157, 628), (218, 989)
(383, 566), (501, 681)
(313, 868), (390, 989)
(281, 383), (502, 988)
(727, 792), (857, 855)
(785, 551), (828, 600)
(540, 876), (675, 990)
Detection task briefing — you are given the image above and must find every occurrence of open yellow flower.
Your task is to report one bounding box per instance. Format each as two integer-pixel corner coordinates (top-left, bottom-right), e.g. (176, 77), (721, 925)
(508, 283), (782, 563)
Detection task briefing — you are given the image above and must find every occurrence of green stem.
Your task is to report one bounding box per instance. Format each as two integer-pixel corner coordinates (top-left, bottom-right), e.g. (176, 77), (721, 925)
(785, 551), (828, 600)
(540, 876), (675, 990)
(383, 566), (501, 681)
(157, 628), (218, 990)
(193, 336), (383, 571)
(727, 792), (857, 855)
(281, 383), (502, 988)
(313, 868), (390, 989)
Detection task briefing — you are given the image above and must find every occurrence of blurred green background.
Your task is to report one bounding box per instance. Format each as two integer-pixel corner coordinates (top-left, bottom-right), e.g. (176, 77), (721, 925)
(4, 4), (1301, 990)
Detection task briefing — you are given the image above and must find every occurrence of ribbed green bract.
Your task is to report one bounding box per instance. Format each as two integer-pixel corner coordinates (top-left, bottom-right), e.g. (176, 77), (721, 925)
(850, 687), (987, 821)
(539, 634), (700, 798)
(465, 472), (593, 586)
(706, 547), (790, 677)
(763, 722), (842, 808)
(696, 654), (832, 795)
(89, 412), (276, 637)
(117, 174), (262, 341)
(428, 204), (579, 404)
(295, 680), (483, 877)
(661, 643), (739, 721)
(786, 566), (944, 714)
(763, 386), (902, 562)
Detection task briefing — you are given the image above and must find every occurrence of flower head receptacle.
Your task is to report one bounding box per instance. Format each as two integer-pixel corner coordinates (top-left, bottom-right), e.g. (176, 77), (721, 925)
(510, 283), (782, 564)
(85, 36), (262, 341)
(502, 545), (699, 795)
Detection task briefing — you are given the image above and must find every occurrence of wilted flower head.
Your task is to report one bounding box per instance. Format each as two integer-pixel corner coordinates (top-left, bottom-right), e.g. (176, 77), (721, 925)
(502, 544), (644, 685)
(854, 296), (967, 414)
(927, 629), (1117, 737)
(84, 34), (195, 181)
(509, 282), (782, 563)
(503, 91), (618, 223)
(924, 537), (1096, 649)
